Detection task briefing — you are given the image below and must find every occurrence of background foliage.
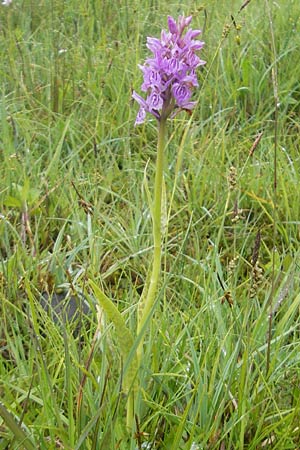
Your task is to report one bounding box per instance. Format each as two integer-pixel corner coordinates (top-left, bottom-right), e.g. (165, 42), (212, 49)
(1, 0), (300, 448)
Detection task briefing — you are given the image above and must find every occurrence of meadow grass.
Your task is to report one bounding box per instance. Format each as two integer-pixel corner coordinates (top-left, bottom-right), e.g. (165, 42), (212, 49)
(1, 0), (300, 448)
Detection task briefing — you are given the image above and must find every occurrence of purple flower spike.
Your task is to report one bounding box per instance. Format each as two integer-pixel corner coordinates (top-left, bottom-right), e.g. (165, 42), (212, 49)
(133, 15), (206, 125)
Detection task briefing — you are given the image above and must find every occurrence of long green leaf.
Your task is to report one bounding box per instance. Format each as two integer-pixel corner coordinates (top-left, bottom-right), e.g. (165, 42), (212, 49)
(0, 403), (36, 450)
(45, 116), (71, 177)
(89, 280), (137, 393)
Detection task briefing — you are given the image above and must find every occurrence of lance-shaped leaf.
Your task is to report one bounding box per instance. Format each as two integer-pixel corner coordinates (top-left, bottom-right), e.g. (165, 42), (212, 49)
(89, 280), (137, 393)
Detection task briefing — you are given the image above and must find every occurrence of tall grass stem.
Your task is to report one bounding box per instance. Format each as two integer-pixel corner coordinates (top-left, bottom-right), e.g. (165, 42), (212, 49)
(265, 0), (279, 376)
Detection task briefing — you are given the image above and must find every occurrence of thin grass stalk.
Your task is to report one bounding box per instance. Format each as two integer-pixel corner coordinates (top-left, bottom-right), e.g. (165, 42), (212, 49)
(265, 0), (279, 376)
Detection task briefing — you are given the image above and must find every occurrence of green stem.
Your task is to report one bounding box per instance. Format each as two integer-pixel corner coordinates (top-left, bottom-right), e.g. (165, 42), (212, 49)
(137, 118), (167, 363)
(126, 392), (134, 432)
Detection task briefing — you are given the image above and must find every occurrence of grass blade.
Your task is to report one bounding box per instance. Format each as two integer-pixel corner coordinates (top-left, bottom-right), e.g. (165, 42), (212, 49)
(0, 403), (36, 450)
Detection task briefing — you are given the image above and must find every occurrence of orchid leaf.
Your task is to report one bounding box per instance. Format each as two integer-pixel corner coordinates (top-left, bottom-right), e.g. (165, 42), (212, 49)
(89, 280), (137, 393)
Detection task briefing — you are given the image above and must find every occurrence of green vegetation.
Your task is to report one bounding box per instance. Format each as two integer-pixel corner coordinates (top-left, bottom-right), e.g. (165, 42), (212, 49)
(1, 0), (300, 448)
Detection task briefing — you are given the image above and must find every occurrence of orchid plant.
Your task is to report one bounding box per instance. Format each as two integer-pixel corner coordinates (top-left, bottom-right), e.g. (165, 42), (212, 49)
(133, 14), (205, 362)
(91, 14), (205, 431)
